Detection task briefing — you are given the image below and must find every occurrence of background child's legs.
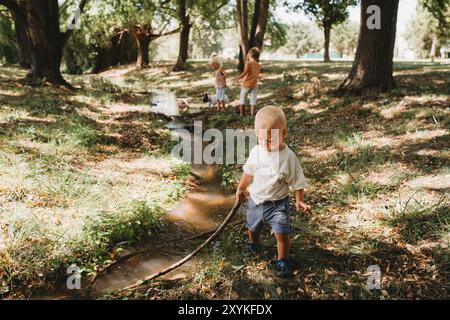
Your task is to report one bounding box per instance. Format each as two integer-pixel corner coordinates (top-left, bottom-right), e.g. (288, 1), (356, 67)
(249, 88), (258, 118)
(216, 88), (225, 111)
(274, 233), (291, 260)
(240, 105), (245, 116)
(239, 87), (249, 116)
(251, 105), (256, 118)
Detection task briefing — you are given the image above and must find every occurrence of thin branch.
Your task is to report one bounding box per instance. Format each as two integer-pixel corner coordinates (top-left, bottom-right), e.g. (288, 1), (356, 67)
(157, 20), (172, 35)
(158, 27), (180, 37)
(213, 1), (229, 13)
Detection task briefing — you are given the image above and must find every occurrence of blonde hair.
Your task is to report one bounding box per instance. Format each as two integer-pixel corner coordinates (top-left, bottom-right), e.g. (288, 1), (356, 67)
(209, 53), (223, 67)
(255, 106), (287, 132)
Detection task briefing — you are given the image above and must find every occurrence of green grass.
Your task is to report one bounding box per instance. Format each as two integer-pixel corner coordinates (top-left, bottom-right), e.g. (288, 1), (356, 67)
(218, 164), (242, 191)
(335, 131), (371, 150)
(80, 200), (165, 257)
(0, 148), (191, 294)
(337, 179), (387, 205)
(384, 196), (450, 244)
(335, 145), (391, 173)
(0, 66), (194, 296)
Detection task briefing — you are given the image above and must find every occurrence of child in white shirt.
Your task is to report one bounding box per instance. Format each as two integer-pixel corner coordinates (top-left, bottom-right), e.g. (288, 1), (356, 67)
(236, 106), (311, 277)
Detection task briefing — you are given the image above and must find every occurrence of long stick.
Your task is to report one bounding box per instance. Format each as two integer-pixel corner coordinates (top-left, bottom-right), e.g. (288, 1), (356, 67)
(121, 202), (241, 291)
(186, 219), (243, 241)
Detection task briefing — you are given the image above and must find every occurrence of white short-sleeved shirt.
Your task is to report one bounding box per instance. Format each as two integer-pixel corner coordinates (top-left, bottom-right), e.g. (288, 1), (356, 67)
(243, 144), (308, 204)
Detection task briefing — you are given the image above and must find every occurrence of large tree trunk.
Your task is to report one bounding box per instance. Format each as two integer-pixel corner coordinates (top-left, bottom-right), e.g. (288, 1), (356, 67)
(248, 0), (269, 49)
(323, 25), (331, 62)
(93, 32), (136, 73)
(133, 23), (180, 71)
(25, 0), (66, 84)
(173, 0), (191, 71)
(135, 32), (151, 69)
(173, 21), (191, 71)
(237, 0), (269, 71)
(248, 0), (260, 48)
(338, 0), (399, 95)
(237, 0), (250, 72)
(14, 15), (31, 68)
(238, 46), (245, 72)
(0, 0), (87, 85)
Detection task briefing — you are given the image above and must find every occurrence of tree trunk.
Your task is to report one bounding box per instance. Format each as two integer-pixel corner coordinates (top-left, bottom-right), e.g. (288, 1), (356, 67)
(237, 0), (249, 72)
(173, 0), (191, 71)
(25, 0), (66, 85)
(237, 0), (268, 71)
(93, 33), (135, 73)
(249, 0), (269, 50)
(238, 46), (245, 72)
(338, 0), (399, 95)
(323, 25), (331, 62)
(14, 15), (31, 68)
(248, 0), (260, 48)
(173, 21), (191, 71)
(135, 32), (151, 69)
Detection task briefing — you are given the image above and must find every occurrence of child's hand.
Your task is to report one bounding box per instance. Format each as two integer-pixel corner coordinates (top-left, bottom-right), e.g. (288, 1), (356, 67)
(235, 189), (246, 204)
(296, 201), (312, 214)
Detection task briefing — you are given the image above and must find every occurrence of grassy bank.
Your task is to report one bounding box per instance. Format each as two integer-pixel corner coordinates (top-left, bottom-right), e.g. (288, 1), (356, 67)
(0, 67), (192, 296)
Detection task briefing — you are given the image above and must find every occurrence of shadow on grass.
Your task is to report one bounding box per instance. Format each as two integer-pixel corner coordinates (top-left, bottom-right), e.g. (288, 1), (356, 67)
(383, 197), (449, 245)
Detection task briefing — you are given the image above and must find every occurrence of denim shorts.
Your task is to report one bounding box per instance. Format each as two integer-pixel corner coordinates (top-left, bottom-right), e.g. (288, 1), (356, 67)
(239, 87), (258, 105)
(216, 87), (226, 101)
(246, 196), (291, 234)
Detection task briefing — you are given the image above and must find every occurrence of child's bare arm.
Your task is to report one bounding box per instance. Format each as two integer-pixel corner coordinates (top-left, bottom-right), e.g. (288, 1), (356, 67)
(294, 189), (311, 214)
(233, 63), (250, 82)
(233, 72), (244, 82)
(220, 68), (226, 80)
(236, 173), (253, 203)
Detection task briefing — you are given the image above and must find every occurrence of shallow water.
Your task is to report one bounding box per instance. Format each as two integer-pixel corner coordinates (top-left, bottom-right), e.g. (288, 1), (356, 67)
(90, 166), (234, 296)
(31, 91), (235, 300)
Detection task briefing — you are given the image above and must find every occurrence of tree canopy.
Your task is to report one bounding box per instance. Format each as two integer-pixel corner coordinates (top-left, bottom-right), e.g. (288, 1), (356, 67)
(284, 22), (322, 58)
(0, 10), (17, 63)
(420, 0), (450, 28)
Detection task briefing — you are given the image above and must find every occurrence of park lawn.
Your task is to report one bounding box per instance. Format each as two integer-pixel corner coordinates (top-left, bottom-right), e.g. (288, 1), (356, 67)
(0, 66), (192, 296)
(0, 60), (449, 299)
(106, 60), (449, 300)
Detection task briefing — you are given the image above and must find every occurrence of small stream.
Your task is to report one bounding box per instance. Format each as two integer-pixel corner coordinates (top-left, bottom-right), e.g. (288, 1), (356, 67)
(32, 91), (235, 300)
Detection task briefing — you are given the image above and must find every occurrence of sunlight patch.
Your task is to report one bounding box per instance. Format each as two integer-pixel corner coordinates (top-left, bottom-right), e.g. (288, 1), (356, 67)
(398, 129), (447, 143)
(408, 174), (450, 190)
